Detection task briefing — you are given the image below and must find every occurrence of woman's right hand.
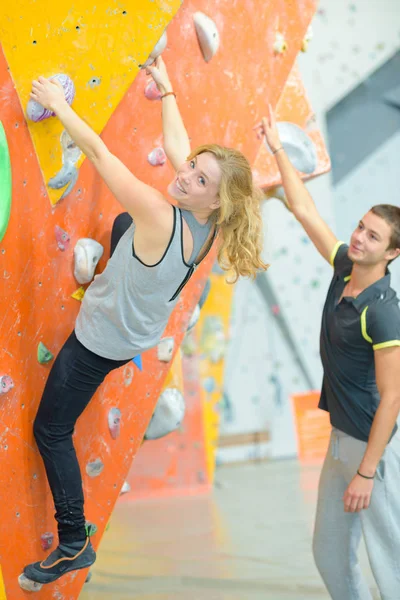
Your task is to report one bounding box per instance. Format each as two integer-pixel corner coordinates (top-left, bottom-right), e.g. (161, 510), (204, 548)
(254, 104), (282, 153)
(146, 57), (172, 95)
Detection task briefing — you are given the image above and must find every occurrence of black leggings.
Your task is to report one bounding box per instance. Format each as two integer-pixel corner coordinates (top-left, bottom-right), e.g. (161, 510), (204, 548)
(33, 213), (133, 544)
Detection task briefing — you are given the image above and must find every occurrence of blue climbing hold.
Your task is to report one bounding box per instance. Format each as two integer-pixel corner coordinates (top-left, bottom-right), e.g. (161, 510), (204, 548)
(132, 355), (142, 371)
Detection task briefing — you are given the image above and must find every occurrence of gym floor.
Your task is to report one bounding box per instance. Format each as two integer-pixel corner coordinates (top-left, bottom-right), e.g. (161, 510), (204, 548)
(80, 460), (379, 600)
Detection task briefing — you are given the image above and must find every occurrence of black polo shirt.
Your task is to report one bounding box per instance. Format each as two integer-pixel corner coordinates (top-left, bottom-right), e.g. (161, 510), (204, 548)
(319, 242), (400, 442)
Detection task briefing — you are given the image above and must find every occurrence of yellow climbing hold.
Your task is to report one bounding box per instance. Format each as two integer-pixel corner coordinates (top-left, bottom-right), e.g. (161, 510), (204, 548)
(71, 287), (85, 301)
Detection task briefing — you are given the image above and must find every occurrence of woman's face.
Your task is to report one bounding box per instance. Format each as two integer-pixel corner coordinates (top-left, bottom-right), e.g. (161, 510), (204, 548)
(167, 152), (222, 214)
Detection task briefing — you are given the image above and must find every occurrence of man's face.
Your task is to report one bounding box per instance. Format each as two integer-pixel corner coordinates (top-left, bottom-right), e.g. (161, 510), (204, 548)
(348, 211), (399, 266)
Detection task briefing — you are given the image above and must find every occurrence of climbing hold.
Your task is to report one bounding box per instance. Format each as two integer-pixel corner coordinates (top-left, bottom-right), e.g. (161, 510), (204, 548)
(59, 165), (79, 200)
(301, 24), (313, 52)
(147, 147), (166, 167)
(144, 388), (185, 440)
(60, 130), (82, 165)
(272, 304), (280, 315)
(85, 571), (93, 584)
(0, 375), (14, 395)
(71, 287), (85, 301)
(37, 342), (54, 364)
(141, 30), (168, 68)
(0, 122), (12, 244)
(123, 365), (134, 386)
(273, 32), (288, 54)
(193, 12), (220, 63)
(202, 376), (216, 394)
(48, 161), (77, 190)
(108, 407), (121, 440)
(55, 225), (70, 251)
(144, 80), (162, 101)
(157, 337), (174, 362)
(264, 122), (317, 174)
(27, 74), (75, 122)
(187, 304), (201, 332)
(85, 521), (98, 536)
(120, 480), (131, 496)
(40, 532), (54, 551)
(200, 316), (226, 363)
(181, 330), (197, 357)
(18, 574), (42, 592)
(86, 458), (104, 478)
(132, 355), (143, 371)
(74, 238), (104, 284)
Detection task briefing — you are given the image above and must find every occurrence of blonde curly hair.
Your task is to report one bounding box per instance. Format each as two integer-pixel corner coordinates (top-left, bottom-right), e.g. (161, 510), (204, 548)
(188, 144), (269, 282)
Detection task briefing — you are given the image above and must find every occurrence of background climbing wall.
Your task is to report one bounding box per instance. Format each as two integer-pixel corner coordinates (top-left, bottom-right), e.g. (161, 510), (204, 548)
(0, 1), (317, 597)
(219, 0), (400, 464)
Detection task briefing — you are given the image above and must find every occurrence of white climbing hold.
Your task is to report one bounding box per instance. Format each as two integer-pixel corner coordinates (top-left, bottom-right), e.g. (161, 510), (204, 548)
(120, 481), (131, 496)
(147, 147), (166, 167)
(86, 458), (104, 478)
(18, 574), (43, 592)
(301, 24), (313, 52)
(157, 337), (175, 362)
(108, 407), (121, 440)
(144, 80), (162, 101)
(193, 12), (220, 63)
(273, 32), (288, 54)
(61, 130), (82, 164)
(264, 122), (317, 174)
(141, 30), (168, 68)
(0, 375), (14, 395)
(144, 388), (185, 440)
(74, 238), (104, 284)
(187, 304), (201, 332)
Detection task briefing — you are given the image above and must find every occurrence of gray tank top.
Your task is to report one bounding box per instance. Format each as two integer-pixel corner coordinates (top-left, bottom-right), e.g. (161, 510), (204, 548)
(75, 206), (215, 360)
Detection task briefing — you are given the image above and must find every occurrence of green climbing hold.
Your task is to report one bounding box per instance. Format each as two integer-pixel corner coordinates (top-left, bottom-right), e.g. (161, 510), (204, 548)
(85, 521), (98, 537)
(37, 342), (54, 364)
(0, 122), (12, 244)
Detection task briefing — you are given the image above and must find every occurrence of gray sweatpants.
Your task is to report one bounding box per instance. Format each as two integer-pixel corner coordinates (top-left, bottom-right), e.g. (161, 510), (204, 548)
(312, 428), (400, 600)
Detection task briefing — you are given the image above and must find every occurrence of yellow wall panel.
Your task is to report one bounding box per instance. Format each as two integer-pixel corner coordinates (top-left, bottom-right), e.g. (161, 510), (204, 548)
(0, 0), (181, 204)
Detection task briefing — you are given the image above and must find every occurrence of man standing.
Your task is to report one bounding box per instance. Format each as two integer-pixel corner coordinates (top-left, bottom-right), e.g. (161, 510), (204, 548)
(256, 108), (400, 599)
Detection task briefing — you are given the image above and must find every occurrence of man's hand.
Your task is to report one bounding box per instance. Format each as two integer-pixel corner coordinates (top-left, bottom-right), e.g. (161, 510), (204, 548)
(253, 104), (282, 152)
(343, 474), (374, 513)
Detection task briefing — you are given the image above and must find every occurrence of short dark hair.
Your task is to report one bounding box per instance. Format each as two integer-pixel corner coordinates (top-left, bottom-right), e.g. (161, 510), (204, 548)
(370, 204), (400, 262)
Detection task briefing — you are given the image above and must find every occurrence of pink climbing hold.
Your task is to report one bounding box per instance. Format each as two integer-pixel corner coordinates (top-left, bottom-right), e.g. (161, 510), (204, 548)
(108, 407), (122, 440)
(40, 532), (54, 551)
(147, 147), (166, 167)
(55, 225), (70, 251)
(272, 304), (280, 316)
(27, 74), (75, 122)
(144, 80), (162, 101)
(0, 375), (14, 395)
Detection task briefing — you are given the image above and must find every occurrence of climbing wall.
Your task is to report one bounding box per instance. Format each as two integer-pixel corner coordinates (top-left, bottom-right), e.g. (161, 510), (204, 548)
(0, 0), (316, 597)
(118, 1), (319, 497)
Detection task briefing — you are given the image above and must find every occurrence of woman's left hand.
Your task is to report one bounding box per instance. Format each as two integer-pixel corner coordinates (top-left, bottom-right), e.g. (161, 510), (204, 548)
(30, 76), (66, 111)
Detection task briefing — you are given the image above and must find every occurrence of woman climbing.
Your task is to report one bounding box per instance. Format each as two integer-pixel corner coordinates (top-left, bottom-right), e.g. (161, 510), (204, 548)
(24, 56), (268, 584)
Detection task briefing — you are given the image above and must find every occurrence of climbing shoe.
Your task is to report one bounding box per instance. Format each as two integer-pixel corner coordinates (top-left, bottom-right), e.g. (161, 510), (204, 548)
(23, 537), (96, 584)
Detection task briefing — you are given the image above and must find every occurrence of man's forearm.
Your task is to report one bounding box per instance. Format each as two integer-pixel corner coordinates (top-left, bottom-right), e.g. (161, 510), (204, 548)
(359, 398), (400, 476)
(51, 99), (106, 162)
(274, 149), (317, 216)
